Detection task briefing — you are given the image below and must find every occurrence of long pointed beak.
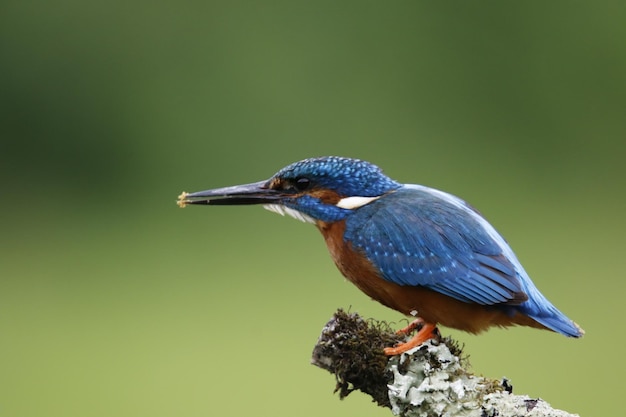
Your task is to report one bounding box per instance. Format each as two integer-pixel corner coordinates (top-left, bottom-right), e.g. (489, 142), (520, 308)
(177, 180), (282, 208)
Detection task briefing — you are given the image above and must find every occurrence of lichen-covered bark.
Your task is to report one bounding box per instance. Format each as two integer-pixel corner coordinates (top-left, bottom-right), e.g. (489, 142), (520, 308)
(311, 310), (579, 417)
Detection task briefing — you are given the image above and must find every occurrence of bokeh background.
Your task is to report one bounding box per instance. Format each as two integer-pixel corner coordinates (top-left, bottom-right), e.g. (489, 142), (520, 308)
(2, 2), (624, 416)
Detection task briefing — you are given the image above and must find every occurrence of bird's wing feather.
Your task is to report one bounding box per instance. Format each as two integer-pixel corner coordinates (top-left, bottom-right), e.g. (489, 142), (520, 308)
(344, 186), (527, 305)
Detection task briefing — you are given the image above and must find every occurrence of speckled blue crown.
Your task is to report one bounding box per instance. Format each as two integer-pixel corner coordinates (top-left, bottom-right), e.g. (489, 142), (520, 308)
(273, 156), (401, 197)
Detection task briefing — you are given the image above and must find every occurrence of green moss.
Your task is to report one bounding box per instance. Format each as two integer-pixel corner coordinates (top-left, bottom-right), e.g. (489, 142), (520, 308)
(311, 309), (404, 407)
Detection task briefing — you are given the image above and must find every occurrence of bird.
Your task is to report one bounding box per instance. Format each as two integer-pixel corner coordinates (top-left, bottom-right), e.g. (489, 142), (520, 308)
(177, 156), (584, 355)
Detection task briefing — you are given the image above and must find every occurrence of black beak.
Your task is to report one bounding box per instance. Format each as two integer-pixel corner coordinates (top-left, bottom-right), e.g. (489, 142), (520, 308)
(177, 180), (283, 207)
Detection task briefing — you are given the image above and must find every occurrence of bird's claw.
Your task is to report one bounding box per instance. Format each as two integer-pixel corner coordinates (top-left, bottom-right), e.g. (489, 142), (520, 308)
(384, 321), (439, 356)
(396, 318), (426, 335)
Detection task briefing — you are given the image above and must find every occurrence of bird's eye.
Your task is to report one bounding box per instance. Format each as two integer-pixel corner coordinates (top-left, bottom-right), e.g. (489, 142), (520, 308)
(294, 177), (311, 191)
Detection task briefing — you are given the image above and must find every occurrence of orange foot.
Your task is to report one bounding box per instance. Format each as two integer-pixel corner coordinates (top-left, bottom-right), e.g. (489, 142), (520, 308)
(384, 319), (439, 356)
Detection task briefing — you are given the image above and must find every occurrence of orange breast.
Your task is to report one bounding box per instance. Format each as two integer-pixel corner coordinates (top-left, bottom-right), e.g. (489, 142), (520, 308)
(316, 220), (547, 334)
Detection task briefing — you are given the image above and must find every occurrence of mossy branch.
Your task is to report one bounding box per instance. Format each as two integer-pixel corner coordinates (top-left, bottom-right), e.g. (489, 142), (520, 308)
(311, 309), (579, 417)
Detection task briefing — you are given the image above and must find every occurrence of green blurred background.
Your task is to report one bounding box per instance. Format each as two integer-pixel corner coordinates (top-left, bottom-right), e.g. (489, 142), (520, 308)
(1, 1), (624, 416)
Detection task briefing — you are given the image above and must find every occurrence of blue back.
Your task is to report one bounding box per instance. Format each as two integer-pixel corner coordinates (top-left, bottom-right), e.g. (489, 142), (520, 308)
(345, 186), (526, 305)
(344, 185), (582, 337)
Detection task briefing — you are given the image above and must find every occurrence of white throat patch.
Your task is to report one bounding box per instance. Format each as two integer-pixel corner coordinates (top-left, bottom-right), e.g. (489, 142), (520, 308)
(335, 196), (380, 209)
(263, 204), (316, 224)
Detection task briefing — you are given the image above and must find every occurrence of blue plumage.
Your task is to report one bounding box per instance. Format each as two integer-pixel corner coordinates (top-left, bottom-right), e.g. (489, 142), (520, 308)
(274, 156), (401, 198)
(345, 186), (526, 305)
(344, 184), (581, 337)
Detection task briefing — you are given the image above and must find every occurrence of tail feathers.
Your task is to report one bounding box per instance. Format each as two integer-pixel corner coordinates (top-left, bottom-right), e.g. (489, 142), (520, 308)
(514, 271), (584, 338)
(527, 310), (585, 338)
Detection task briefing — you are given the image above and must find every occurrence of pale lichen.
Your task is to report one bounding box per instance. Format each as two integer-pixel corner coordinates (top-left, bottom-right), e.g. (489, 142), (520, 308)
(481, 392), (580, 417)
(386, 340), (580, 416)
(387, 341), (489, 416)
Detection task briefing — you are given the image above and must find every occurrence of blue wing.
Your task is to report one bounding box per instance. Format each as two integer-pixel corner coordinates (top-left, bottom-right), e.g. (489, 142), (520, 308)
(344, 185), (528, 305)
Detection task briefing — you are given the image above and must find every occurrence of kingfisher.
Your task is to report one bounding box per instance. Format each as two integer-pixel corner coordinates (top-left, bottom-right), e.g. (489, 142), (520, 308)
(178, 156), (584, 355)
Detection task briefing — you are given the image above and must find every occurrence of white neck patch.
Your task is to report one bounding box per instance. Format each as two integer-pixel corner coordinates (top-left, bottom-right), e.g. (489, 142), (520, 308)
(263, 204), (316, 224)
(335, 196), (380, 210)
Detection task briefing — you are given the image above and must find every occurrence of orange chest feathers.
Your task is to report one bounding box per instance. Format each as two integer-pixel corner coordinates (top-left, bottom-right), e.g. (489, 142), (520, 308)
(316, 220), (404, 310)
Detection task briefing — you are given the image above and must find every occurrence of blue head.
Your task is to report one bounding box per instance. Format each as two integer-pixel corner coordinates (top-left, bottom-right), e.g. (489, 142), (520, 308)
(178, 156), (402, 223)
